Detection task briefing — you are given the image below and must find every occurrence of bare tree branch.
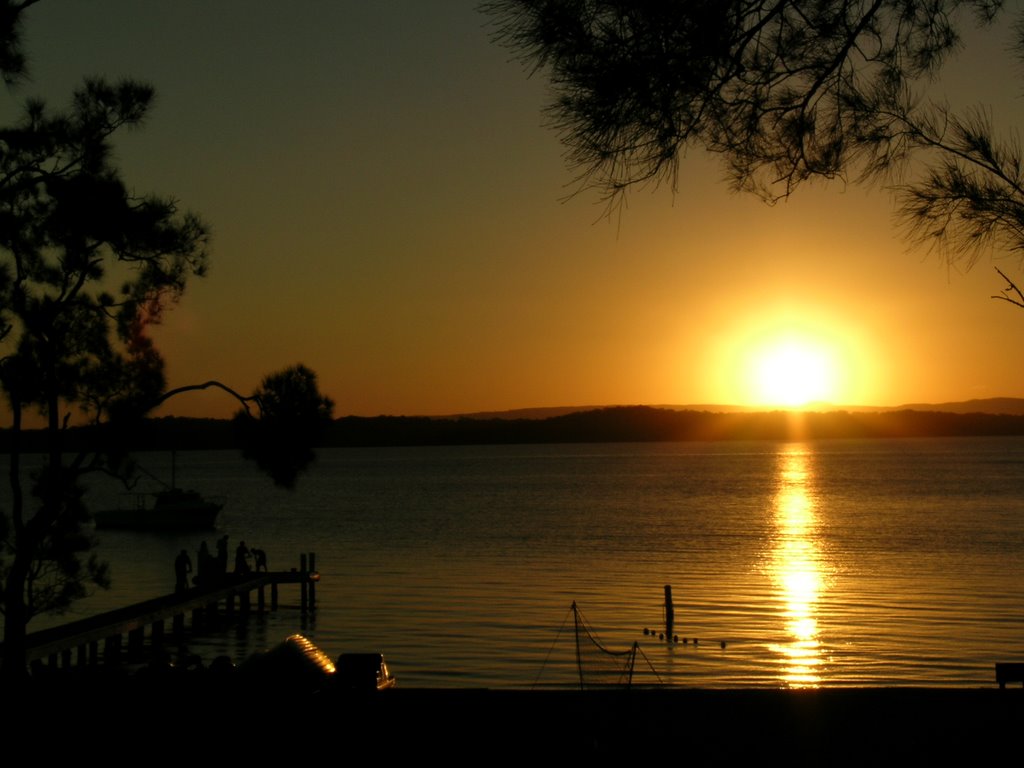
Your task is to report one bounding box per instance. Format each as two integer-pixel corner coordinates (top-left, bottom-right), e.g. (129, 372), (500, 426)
(992, 265), (1024, 307)
(154, 379), (261, 418)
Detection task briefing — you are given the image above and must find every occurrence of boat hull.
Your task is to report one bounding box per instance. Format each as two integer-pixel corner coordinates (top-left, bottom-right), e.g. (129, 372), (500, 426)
(94, 490), (222, 531)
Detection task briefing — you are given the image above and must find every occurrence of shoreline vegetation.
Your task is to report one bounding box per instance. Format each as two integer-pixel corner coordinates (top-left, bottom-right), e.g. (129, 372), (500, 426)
(5, 400), (1024, 453)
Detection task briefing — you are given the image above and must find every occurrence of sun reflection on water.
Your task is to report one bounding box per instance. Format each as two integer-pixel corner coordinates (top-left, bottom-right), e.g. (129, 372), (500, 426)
(768, 445), (825, 687)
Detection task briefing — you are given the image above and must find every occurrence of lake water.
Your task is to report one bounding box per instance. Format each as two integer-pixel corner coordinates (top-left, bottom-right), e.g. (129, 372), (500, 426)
(5, 436), (1024, 688)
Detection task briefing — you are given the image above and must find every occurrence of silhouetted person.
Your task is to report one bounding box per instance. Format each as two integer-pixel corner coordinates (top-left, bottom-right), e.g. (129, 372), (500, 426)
(252, 548), (268, 572)
(234, 540), (251, 575)
(216, 534), (229, 577)
(174, 549), (192, 592)
(195, 540), (212, 586)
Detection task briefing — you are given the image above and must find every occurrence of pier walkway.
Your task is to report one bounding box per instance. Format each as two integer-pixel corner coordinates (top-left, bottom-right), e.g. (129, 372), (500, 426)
(3, 552), (319, 671)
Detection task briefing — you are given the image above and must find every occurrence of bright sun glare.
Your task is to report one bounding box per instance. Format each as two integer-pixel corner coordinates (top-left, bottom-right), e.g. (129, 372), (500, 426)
(749, 335), (840, 408)
(708, 309), (870, 409)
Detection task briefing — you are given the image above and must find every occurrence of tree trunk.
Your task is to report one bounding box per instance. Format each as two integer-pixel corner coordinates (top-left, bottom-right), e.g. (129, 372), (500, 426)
(0, 555), (30, 682)
(1, 388), (30, 683)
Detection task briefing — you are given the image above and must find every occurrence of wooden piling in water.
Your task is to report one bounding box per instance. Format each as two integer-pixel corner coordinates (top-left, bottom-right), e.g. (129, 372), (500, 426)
(664, 584), (674, 641)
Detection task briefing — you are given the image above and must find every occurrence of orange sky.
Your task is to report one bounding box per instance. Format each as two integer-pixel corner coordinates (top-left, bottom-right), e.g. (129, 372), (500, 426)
(5, 1), (1024, 418)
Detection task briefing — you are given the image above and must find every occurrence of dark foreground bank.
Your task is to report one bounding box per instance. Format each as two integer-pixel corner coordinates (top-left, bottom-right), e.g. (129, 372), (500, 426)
(4, 680), (1021, 762)
(315, 688), (1021, 761)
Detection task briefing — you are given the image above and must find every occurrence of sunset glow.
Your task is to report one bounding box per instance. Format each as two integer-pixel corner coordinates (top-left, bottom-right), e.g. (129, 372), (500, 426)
(709, 311), (868, 410)
(7, 4), (1022, 420)
(749, 335), (841, 408)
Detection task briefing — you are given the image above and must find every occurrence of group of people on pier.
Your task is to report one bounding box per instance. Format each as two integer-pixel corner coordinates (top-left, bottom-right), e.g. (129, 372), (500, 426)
(174, 535), (269, 592)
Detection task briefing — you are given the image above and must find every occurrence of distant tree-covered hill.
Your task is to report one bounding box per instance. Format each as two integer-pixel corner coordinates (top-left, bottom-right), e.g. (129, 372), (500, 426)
(327, 407), (1024, 446)
(4, 404), (1024, 453)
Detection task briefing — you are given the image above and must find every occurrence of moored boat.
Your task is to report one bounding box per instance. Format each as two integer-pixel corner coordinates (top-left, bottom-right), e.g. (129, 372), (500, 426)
(93, 489), (223, 532)
(94, 487), (223, 530)
(93, 451), (223, 531)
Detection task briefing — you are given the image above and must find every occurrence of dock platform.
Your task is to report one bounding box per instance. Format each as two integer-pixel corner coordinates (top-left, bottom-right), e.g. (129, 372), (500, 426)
(3, 552), (319, 671)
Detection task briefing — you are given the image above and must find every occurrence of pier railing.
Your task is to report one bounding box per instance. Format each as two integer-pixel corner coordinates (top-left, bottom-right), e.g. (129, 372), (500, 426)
(2, 552), (319, 671)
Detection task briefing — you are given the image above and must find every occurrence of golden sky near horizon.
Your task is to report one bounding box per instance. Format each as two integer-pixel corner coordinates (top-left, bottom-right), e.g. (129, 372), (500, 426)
(5, 1), (1024, 418)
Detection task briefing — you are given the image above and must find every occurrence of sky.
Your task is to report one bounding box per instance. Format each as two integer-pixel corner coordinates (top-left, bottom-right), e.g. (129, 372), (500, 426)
(5, 1), (1024, 418)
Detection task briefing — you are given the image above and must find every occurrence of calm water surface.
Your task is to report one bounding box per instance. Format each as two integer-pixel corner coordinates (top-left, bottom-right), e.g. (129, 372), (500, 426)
(6, 436), (1024, 688)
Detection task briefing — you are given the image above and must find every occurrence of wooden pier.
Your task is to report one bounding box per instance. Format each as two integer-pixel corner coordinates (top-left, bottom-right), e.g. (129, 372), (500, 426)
(7, 552), (320, 672)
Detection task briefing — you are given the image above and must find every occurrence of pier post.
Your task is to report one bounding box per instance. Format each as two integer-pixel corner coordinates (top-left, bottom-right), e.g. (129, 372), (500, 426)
(104, 634), (121, 666)
(664, 584), (674, 641)
(128, 626), (145, 660)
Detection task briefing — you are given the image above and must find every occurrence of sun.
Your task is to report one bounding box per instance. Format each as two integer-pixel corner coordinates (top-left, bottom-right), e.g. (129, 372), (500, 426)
(702, 308), (872, 409)
(747, 334), (841, 408)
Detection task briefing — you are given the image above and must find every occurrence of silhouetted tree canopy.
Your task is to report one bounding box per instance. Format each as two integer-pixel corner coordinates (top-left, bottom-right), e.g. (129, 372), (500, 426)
(233, 365), (335, 489)
(0, 60), (210, 679)
(485, 1), (1024, 273)
(0, 2), (332, 679)
(0, 0), (37, 85)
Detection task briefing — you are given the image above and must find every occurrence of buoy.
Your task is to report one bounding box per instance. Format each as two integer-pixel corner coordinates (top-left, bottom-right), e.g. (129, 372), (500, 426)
(643, 627), (649, 636)
(720, 640), (726, 649)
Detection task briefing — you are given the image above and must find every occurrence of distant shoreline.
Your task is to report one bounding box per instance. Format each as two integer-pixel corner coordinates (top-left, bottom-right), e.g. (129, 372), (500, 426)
(5, 401), (1024, 452)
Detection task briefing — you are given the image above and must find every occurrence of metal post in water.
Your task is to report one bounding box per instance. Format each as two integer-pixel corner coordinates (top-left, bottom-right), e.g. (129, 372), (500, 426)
(664, 584), (674, 641)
